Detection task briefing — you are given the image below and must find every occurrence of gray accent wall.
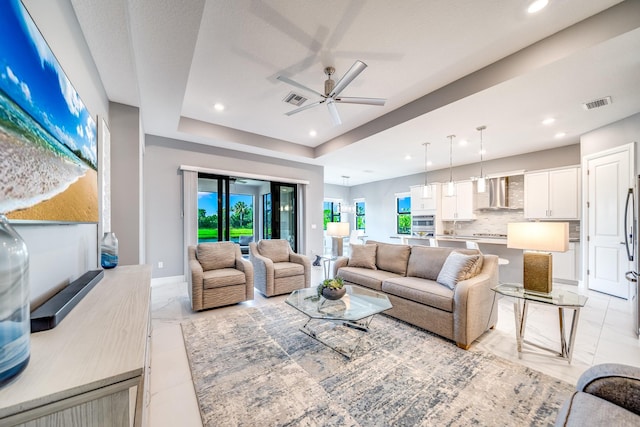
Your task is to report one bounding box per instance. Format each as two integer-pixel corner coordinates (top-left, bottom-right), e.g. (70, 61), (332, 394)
(144, 135), (325, 278)
(581, 112), (640, 164)
(109, 102), (143, 266)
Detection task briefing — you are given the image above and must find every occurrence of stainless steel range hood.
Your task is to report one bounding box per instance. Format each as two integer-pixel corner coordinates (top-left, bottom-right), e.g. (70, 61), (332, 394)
(488, 177), (509, 209)
(476, 176), (511, 210)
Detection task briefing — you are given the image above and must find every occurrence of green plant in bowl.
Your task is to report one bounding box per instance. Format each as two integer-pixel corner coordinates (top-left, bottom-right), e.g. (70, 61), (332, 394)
(317, 277), (346, 300)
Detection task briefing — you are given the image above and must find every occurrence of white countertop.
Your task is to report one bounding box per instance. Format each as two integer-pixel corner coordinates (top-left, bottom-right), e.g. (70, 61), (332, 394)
(402, 235), (579, 245)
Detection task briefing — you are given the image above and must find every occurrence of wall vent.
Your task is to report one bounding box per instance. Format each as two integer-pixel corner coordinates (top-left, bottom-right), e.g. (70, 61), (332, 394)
(283, 92), (307, 106)
(582, 96), (612, 110)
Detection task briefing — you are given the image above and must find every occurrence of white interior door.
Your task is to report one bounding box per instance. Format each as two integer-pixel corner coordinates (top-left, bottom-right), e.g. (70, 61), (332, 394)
(587, 146), (633, 299)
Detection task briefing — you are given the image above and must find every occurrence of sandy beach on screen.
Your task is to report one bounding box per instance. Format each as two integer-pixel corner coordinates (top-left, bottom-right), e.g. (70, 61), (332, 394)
(7, 168), (99, 223)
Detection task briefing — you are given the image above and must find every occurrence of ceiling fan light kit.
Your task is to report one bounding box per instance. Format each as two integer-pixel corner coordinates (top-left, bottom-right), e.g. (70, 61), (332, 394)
(277, 60), (386, 126)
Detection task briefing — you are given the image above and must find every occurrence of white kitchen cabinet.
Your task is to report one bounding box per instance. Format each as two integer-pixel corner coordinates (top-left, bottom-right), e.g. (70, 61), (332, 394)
(524, 167), (580, 220)
(552, 242), (578, 283)
(440, 181), (475, 221)
(410, 185), (437, 214)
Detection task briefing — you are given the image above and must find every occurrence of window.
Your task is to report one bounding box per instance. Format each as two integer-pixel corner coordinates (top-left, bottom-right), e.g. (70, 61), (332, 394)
(323, 201), (341, 229)
(396, 194), (411, 234)
(355, 201), (365, 231)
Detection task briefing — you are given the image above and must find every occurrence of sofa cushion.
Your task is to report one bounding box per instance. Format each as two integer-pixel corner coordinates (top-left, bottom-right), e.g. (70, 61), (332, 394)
(407, 246), (456, 280)
(273, 262), (304, 279)
(257, 240), (290, 263)
(348, 244), (377, 269)
(197, 242), (236, 271)
(203, 268), (246, 289)
(407, 246), (480, 280)
(337, 267), (403, 291)
(382, 277), (454, 312)
(436, 252), (482, 290)
(369, 241), (411, 275)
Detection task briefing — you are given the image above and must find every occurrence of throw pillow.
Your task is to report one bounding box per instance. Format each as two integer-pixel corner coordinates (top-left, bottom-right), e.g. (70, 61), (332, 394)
(436, 252), (482, 290)
(348, 244), (378, 270)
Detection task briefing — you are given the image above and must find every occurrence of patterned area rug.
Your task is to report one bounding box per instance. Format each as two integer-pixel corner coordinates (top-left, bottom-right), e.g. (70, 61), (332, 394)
(181, 304), (573, 426)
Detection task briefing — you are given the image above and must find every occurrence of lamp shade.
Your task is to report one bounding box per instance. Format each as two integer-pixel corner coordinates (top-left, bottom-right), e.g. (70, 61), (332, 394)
(327, 222), (350, 237)
(507, 222), (569, 252)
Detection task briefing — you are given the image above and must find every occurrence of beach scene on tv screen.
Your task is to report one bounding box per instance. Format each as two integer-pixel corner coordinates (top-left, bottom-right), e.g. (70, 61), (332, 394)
(0, 0), (98, 223)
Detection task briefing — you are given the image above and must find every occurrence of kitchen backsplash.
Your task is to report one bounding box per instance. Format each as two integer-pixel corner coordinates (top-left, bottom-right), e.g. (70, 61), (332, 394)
(441, 174), (581, 239)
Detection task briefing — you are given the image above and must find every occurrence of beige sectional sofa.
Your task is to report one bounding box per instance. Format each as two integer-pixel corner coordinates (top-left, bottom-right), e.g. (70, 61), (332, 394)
(332, 240), (499, 349)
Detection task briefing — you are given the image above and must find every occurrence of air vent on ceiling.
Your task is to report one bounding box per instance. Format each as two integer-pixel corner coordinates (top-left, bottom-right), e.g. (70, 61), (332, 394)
(283, 91), (307, 106)
(582, 96), (612, 110)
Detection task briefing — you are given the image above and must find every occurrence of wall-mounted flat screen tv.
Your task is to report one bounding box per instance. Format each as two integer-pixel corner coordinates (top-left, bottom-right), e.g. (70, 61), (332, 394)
(0, 0), (98, 223)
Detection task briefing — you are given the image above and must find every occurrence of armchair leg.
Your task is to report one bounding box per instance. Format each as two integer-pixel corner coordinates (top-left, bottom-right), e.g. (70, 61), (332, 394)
(456, 342), (471, 350)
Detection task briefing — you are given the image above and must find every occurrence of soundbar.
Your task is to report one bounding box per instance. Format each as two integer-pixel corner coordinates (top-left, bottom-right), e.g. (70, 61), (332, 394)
(30, 269), (105, 332)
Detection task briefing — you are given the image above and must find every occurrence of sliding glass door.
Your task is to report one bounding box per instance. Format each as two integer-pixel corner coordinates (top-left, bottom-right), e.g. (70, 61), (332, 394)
(197, 174), (230, 242)
(197, 174), (295, 250)
(268, 182), (297, 252)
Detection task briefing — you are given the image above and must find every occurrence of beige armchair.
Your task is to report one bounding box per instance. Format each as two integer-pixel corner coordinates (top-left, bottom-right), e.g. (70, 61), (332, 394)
(249, 239), (311, 297)
(188, 242), (254, 311)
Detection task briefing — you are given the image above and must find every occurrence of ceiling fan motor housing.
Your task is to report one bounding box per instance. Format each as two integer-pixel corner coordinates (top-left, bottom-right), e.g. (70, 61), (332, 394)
(324, 67), (335, 96)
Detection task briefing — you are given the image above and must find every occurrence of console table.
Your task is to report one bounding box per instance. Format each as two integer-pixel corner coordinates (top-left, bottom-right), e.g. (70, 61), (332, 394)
(0, 265), (151, 426)
(492, 283), (587, 363)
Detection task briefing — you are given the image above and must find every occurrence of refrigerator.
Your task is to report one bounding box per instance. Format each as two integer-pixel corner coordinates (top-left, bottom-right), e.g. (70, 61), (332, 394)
(624, 179), (640, 338)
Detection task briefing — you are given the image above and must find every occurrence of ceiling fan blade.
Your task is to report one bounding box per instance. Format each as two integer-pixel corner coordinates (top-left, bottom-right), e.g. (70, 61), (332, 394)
(276, 75), (324, 98)
(335, 97), (386, 106)
(328, 60), (367, 98)
(326, 100), (342, 126)
(284, 99), (324, 116)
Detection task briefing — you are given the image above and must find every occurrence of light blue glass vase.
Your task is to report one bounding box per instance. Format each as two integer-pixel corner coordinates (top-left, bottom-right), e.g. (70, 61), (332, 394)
(100, 232), (119, 269)
(0, 214), (30, 387)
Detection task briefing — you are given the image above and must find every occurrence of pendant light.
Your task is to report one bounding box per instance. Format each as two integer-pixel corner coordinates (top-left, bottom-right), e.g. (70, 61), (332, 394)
(476, 125), (487, 193)
(340, 176), (355, 214)
(422, 142), (432, 198)
(446, 135), (456, 197)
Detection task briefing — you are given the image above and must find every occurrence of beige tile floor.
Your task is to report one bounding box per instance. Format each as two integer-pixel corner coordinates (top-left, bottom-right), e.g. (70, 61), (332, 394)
(148, 266), (640, 426)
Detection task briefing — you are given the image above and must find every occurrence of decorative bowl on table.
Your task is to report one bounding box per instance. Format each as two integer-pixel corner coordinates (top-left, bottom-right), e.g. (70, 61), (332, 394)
(317, 277), (346, 300)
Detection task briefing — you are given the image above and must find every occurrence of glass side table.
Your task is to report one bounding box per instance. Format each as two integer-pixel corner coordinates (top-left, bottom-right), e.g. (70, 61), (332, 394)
(492, 283), (588, 363)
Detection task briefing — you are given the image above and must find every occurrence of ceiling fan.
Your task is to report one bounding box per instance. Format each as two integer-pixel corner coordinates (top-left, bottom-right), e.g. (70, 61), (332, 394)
(277, 60), (386, 126)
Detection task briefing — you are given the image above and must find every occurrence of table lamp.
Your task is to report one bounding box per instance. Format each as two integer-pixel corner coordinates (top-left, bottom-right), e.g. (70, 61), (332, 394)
(327, 222), (350, 256)
(507, 222), (569, 294)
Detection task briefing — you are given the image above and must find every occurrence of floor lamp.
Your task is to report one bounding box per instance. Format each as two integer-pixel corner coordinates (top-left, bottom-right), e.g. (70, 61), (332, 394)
(507, 222), (569, 294)
(327, 222), (350, 256)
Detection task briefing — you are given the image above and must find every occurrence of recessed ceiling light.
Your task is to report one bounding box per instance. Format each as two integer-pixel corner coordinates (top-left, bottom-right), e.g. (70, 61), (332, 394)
(213, 103), (225, 111)
(459, 139), (468, 146)
(527, 0), (549, 14)
(479, 149), (487, 155)
(309, 130), (317, 137)
(542, 117), (555, 125)
(427, 161), (433, 167)
(405, 155), (412, 160)
(555, 132), (566, 138)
